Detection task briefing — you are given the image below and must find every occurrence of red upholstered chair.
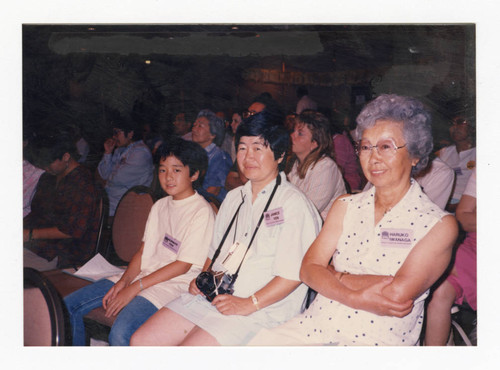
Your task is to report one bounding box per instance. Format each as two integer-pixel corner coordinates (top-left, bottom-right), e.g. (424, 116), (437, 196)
(43, 186), (155, 344)
(83, 186), (154, 342)
(24, 268), (66, 346)
(110, 186), (154, 262)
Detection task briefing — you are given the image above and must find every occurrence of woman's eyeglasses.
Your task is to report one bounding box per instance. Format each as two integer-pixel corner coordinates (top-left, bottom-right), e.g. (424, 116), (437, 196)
(356, 139), (407, 158)
(242, 110), (257, 119)
(449, 118), (469, 126)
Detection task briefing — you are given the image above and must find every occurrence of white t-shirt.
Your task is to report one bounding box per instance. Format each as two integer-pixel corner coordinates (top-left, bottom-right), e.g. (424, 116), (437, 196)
(108, 192), (215, 308)
(438, 145), (476, 203)
(415, 157), (455, 210)
(288, 156), (346, 220)
(296, 95), (318, 114)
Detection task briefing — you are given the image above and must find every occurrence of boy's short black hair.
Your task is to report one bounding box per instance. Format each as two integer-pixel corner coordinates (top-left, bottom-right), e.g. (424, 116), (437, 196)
(156, 138), (208, 188)
(235, 112), (290, 171)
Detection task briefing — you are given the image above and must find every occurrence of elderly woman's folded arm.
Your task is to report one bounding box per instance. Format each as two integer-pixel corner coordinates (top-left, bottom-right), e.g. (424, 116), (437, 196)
(300, 197), (392, 295)
(381, 215), (458, 304)
(301, 197), (458, 317)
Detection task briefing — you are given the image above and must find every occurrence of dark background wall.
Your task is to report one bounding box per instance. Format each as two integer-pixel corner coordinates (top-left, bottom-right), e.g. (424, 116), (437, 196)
(23, 24), (475, 164)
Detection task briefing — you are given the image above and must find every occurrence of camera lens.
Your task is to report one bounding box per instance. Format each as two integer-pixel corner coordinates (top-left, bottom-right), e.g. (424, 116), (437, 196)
(196, 271), (217, 301)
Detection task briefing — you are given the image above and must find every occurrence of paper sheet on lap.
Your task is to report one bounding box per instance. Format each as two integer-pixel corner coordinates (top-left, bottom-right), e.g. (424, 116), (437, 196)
(66, 253), (125, 282)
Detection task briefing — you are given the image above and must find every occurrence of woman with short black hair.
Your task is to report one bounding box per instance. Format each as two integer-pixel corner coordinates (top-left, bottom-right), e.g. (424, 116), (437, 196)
(131, 112), (322, 346)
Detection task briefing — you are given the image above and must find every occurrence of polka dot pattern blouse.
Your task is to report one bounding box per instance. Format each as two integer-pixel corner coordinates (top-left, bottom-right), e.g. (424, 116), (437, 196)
(296, 180), (448, 345)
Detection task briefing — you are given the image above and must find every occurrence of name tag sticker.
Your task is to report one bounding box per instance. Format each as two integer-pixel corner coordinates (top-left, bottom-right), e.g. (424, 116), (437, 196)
(264, 207), (284, 227)
(453, 167), (463, 176)
(380, 228), (413, 248)
(162, 233), (181, 254)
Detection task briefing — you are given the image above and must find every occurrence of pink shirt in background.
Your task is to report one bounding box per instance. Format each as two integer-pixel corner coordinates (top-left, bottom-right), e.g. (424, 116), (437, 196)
(332, 133), (362, 191)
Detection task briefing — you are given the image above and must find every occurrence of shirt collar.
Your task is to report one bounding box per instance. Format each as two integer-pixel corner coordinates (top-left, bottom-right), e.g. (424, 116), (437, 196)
(204, 143), (216, 153)
(243, 171), (284, 199)
(370, 178), (419, 214)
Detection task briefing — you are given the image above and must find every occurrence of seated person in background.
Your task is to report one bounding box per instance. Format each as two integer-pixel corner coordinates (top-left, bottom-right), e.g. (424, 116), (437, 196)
(424, 168), (476, 346)
(436, 100), (476, 213)
(221, 110), (243, 162)
(74, 124), (90, 164)
(295, 86), (318, 114)
(64, 139), (215, 346)
(130, 112), (322, 346)
(284, 112), (297, 132)
(23, 133), (44, 218)
(97, 112), (154, 216)
(23, 131), (100, 268)
(287, 110), (347, 220)
(192, 109), (232, 205)
(141, 122), (163, 157)
(413, 155), (455, 210)
(249, 94), (458, 346)
(330, 111), (363, 192)
(172, 111), (195, 141)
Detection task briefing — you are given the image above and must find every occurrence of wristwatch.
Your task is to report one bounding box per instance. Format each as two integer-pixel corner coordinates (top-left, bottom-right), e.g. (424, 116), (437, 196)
(251, 294), (260, 311)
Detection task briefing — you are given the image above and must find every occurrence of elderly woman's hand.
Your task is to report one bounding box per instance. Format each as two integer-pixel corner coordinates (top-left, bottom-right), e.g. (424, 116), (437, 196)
(351, 277), (414, 317)
(211, 294), (255, 316)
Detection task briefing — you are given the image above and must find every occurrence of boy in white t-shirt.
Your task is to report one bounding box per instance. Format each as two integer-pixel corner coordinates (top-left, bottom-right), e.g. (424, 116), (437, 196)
(64, 138), (215, 345)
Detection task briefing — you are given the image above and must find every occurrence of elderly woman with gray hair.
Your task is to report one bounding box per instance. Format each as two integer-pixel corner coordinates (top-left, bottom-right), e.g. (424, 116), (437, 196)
(191, 109), (233, 205)
(250, 94), (458, 346)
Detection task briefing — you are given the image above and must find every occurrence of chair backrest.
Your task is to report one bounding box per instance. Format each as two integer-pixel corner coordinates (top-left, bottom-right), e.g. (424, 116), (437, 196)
(24, 268), (66, 346)
(111, 186), (154, 262)
(93, 188), (110, 256)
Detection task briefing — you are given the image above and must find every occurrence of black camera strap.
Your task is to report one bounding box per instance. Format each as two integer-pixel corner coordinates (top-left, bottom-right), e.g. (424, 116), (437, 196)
(207, 174), (281, 274)
(230, 174), (281, 284)
(207, 193), (246, 271)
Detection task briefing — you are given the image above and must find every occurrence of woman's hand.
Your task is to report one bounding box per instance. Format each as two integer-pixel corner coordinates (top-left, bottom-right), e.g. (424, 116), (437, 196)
(211, 294), (255, 316)
(104, 283), (139, 317)
(188, 278), (202, 296)
(351, 277), (414, 317)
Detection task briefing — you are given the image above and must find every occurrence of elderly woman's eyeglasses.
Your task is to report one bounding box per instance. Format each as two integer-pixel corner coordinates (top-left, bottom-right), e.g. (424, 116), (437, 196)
(356, 139), (407, 158)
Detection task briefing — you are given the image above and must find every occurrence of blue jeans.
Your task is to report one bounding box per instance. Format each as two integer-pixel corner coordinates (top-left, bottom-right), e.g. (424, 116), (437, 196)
(63, 279), (158, 346)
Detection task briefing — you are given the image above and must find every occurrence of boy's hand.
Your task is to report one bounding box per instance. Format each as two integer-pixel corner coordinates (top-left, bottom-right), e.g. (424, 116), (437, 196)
(102, 280), (127, 309)
(104, 284), (139, 317)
